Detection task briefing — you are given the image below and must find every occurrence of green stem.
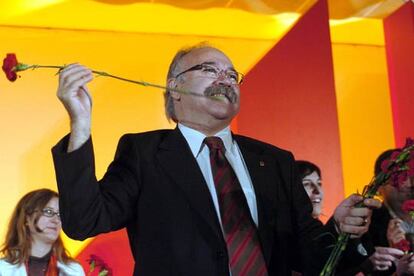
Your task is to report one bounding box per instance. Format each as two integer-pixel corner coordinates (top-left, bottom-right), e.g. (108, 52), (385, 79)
(24, 64), (209, 99)
(320, 233), (350, 276)
(320, 177), (378, 276)
(29, 65), (62, 70)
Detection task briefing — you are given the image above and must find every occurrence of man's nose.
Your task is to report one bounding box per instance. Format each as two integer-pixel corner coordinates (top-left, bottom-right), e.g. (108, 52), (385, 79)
(214, 73), (233, 85)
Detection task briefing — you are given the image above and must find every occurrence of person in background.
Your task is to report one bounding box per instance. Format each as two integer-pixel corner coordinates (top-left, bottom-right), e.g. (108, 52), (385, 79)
(291, 160), (324, 275)
(0, 189), (84, 276)
(340, 149), (414, 275)
(295, 160), (324, 220)
(365, 149), (414, 275)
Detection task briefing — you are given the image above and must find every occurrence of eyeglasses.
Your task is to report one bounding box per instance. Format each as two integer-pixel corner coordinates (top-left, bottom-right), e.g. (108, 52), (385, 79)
(175, 63), (244, 85)
(37, 208), (60, 219)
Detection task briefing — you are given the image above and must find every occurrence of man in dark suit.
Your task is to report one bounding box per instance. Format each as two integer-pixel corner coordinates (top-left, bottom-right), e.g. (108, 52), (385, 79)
(52, 44), (380, 275)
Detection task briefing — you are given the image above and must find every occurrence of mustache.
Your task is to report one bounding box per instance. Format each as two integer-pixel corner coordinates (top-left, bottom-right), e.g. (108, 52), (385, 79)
(204, 85), (238, 104)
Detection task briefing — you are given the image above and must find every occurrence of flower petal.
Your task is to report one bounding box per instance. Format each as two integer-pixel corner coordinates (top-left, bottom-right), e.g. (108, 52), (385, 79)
(2, 53), (19, 82)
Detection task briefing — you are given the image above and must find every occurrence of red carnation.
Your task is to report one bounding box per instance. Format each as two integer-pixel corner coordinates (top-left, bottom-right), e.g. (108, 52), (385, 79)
(2, 53), (19, 81)
(394, 239), (411, 252)
(402, 200), (414, 213)
(407, 151), (414, 177)
(87, 254), (112, 276)
(398, 171), (409, 186)
(381, 159), (390, 174)
(391, 151), (401, 160)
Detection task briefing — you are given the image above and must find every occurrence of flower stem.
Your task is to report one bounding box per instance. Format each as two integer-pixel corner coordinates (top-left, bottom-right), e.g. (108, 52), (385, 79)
(320, 176), (382, 276)
(320, 233), (350, 276)
(22, 64), (211, 99)
(29, 65), (62, 70)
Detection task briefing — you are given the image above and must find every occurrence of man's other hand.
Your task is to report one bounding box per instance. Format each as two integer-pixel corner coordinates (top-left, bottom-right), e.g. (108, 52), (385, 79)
(333, 194), (381, 238)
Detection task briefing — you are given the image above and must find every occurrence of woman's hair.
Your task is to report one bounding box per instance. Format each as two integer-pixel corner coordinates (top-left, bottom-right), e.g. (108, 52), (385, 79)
(0, 188), (73, 265)
(295, 160), (321, 181)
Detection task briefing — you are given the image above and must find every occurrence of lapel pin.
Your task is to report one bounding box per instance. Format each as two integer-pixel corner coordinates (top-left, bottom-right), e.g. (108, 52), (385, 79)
(259, 161), (265, 167)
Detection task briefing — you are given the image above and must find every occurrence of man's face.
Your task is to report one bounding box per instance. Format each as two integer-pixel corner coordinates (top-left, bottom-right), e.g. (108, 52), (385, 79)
(382, 177), (414, 210)
(171, 48), (241, 129)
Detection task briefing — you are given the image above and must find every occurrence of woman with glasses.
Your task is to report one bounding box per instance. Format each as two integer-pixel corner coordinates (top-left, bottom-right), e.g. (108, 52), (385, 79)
(0, 188), (84, 275)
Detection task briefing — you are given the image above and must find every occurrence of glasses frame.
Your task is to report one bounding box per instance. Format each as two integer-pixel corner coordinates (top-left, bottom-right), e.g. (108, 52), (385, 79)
(36, 207), (61, 219)
(175, 62), (244, 85)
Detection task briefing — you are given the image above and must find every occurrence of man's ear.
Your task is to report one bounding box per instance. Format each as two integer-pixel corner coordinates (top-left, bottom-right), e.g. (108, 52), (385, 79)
(167, 78), (181, 100)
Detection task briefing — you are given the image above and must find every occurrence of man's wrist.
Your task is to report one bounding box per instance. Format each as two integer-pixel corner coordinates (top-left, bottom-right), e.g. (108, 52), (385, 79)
(68, 120), (91, 152)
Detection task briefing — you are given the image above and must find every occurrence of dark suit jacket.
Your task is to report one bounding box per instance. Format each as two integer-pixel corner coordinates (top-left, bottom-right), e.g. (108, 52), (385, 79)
(52, 128), (338, 275)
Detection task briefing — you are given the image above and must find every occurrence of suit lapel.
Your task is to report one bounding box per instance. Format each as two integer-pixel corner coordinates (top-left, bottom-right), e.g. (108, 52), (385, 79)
(156, 128), (224, 243)
(234, 136), (277, 264)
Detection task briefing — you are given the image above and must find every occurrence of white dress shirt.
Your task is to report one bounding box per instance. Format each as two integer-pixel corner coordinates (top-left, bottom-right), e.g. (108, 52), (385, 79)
(178, 123), (259, 227)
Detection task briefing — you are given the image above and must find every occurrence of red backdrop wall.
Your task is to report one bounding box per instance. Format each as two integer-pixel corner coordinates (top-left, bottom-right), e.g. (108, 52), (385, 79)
(384, 2), (414, 148)
(237, 0), (343, 219)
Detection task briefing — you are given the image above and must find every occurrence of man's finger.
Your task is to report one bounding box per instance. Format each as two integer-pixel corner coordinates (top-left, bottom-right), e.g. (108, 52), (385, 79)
(63, 69), (92, 89)
(341, 194), (364, 207)
(347, 207), (371, 218)
(363, 198), (382, 209)
(340, 224), (368, 236)
(375, 246), (404, 257)
(344, 216), (367, 226)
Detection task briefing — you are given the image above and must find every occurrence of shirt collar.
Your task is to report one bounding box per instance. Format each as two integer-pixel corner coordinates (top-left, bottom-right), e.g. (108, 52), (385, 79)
(178, 123), (234, 157)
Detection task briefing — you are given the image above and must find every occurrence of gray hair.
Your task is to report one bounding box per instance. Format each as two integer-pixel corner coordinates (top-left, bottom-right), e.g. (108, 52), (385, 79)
(164, 42), (213, 122)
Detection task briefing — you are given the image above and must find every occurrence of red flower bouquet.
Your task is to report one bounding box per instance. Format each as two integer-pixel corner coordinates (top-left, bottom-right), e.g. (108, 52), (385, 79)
(381, 139), (414, 188)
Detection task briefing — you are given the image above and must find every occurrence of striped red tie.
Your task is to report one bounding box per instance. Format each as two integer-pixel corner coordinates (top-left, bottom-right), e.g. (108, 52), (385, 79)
(204, 137), (268, 276)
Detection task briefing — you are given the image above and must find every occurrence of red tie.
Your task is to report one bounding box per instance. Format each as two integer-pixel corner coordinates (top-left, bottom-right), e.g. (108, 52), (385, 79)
(204, 137), (268, 276)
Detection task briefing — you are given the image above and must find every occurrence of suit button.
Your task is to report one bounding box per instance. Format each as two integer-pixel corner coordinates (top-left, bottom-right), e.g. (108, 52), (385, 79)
(217, 250), (225, 258)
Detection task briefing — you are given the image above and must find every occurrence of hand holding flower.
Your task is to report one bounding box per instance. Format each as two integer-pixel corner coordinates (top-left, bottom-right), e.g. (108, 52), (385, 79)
(333, 195), (380, 238)
(388, 218), (407, 248)
(57, 64), (94, 152)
